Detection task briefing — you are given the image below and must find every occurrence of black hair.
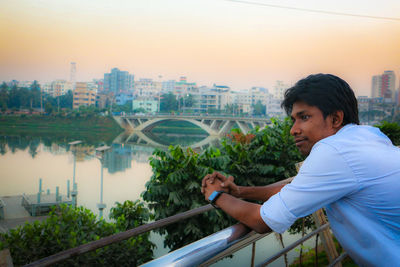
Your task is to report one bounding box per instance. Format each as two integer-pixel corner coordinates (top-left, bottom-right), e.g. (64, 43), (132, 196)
(281, 73), (359, 125)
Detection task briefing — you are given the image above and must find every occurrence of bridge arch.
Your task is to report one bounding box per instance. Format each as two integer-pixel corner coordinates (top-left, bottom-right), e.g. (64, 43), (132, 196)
(114, 115), (270, 136)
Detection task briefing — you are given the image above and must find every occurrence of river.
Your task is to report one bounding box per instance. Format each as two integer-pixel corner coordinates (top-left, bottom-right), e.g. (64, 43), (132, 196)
(0, 132), (315, 266)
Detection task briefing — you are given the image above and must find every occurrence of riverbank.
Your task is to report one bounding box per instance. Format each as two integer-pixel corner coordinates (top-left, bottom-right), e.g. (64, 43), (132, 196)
(0, 115), (124, 144)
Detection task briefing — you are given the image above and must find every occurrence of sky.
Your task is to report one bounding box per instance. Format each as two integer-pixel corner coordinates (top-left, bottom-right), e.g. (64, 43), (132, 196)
(1, 0), (400, 96)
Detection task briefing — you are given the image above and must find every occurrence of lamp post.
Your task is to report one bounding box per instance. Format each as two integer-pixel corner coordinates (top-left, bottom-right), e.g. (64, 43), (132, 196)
(96, 145), (110, 218)
(68, 140), (82, 207)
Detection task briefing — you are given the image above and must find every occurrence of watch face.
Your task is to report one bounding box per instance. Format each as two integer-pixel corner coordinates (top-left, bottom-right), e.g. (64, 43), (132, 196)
(208, 191), (222, 203)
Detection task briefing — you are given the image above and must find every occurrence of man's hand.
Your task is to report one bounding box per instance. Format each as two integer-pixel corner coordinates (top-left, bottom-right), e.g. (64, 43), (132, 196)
(201, 171), (240, 197)
(202, 178), (224, 200)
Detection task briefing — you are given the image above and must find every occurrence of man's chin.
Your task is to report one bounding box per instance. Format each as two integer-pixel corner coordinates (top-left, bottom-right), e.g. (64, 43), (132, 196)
(297, 146), (311, 156)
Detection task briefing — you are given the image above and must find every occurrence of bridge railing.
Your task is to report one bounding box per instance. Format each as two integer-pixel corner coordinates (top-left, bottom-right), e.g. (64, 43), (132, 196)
(21, 204), (347, 267)
(21, 191), (347, 267)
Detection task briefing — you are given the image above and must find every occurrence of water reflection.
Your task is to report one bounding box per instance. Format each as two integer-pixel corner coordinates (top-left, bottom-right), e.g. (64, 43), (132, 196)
(114, 131), (220, 151)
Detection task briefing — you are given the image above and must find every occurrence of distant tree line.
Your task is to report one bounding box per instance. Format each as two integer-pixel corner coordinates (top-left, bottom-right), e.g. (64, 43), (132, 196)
(0, 82), (73, 113)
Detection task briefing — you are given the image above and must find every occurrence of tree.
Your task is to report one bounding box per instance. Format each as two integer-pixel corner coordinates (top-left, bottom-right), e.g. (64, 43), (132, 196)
(160, 92), (178, 112)
(44, 102), (53, 114)
(252, 100), (266, 116)
(224, 103), (239, 115)
(0, 83), (8, 112)
(376, 121), (400, 146)
(142, 118), (304, 251)
(29, 81), (41, 109)
(0, 204), (154, 266)
(8, 85), (20, 109)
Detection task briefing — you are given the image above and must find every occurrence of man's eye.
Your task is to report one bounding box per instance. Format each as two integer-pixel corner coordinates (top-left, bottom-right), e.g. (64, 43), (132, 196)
(301, 115), (310, 120)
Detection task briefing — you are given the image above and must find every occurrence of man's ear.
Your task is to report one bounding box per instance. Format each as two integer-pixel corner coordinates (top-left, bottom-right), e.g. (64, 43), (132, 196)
(331, 110), (344, 128)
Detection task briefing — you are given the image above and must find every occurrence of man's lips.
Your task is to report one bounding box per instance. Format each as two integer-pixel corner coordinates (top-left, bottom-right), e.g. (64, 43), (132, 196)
(294, 138), (307, 146)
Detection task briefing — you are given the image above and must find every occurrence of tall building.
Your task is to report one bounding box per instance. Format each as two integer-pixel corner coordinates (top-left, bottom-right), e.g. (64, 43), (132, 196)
(371, 75), (382, 98)
(273, 81), (290, 100)
(371, 71), (396, 101)
(70, 62), (76, 90)
(103, 68), (134, 93)
(381, 70), (396, 100)
(73, 82), (97, 109)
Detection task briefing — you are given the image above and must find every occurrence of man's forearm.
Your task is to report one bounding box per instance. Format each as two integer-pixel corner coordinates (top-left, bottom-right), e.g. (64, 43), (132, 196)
(214, 192), (271, 234)
(236, 177), (293, 201)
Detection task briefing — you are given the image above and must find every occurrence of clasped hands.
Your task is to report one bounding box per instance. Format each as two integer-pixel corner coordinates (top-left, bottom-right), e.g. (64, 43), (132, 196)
(201, 171), (240, 200)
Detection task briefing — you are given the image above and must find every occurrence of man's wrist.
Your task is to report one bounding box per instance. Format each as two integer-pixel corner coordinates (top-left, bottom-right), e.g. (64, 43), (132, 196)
(208, 190), (224, 208)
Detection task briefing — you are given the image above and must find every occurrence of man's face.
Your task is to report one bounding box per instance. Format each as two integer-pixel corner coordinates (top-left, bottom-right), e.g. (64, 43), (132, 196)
(290, 101), (340, 156)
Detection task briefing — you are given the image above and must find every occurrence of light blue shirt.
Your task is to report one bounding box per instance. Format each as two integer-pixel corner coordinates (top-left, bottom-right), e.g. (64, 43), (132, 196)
(260, 124), (400, 266)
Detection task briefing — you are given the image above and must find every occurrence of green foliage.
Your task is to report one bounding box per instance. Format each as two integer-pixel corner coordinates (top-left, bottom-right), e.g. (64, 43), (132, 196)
(219, 118), (303, 186)
(252, 100), (266, 116)
(110, 200), (153, 229)
(143, 117), (305, 251)
(376, 121), (400, 146)
(0, 203), (154, 266)
(160, 92), (178, 112)
(142, 146), (234, 251)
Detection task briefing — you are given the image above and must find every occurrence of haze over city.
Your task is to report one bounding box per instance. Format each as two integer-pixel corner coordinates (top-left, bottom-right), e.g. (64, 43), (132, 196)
(1, 0), (400, 96)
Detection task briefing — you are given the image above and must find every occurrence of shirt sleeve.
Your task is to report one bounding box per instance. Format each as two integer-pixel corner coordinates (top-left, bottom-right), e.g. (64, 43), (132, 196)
(260, 142), (359, 233)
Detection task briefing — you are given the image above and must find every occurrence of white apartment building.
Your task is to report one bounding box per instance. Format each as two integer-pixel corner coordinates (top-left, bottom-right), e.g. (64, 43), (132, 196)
(41, 80), (73, 97)
(132, 98), (158, 113)
(134, 78), (162, 99)
(231, 90), (252, 114)
(371, 75), (382, 98)
(173, 77), (198, 96)
(273, 80), (290, 100)
(267, 97), (285, 118)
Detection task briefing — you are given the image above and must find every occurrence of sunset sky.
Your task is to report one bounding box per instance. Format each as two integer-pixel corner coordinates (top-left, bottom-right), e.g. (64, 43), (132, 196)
(1, 0), (399, 96)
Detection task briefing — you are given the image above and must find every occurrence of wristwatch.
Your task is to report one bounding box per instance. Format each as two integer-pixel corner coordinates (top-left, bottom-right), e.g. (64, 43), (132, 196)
(208, 190), (224, 208)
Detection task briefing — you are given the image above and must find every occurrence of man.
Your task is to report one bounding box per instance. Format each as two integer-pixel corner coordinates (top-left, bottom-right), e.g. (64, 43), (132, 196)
(201, 74), (400, 266)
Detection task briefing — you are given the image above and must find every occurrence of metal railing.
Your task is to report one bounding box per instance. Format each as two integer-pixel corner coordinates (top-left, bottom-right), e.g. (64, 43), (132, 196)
(22, 205), (348, 267)
(24, 205), (214, 267)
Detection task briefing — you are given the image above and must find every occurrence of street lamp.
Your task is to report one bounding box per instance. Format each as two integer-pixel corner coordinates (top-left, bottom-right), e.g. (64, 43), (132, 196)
(96, 145), (111, 218)
(68, 140), (82, 207)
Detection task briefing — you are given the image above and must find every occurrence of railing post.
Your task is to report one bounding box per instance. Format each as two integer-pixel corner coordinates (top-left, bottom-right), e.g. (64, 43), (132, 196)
(251, 242), (256, 267)
(312, 209), (341, 266)
(0, 249), (14, 267)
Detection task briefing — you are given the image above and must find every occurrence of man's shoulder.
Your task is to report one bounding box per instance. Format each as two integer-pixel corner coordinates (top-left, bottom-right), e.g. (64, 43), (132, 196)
(320, 124), (390, 147)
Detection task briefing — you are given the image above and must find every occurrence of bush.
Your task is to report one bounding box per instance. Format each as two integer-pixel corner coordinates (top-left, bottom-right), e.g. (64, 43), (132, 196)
(376, 121), (400, 146)
(142, 118), (305, 251)
(0, 203), (154, 266)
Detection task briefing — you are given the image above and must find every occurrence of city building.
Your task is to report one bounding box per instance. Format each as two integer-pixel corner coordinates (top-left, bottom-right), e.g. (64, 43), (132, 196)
(162, 80), (176, 93)
(371, 75), (382, 98)
(73, 82), (97, 109)
(41, 80), (73, 97)
(70, 62), (76, 90)
(381, 70), (396, 100)
(192, 84), (231, 113)
(17, 81), (34, 88)
(134, 78), (161, 99)
(174, 76), (197, 96)
(115, 92), (134, 106)
(273, 80), (290, 100)
(371, 71), (396, 101)
(103, 68), (134, 93)
(52, 80), (73, 97)
(132, 98), (158, 113)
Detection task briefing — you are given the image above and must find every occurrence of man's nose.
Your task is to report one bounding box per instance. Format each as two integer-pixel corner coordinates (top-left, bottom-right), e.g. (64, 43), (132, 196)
(290, 122), (300, 136)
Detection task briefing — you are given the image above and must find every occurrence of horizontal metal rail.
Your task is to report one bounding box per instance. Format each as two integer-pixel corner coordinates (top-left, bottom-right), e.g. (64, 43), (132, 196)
(257, 223), (330, 267)
(199, 230), (272, 266)
(24, 204), (214, 267)
(140, 223), (257, 267)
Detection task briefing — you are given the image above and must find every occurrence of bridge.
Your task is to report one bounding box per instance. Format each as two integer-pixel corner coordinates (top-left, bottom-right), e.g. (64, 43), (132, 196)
(113, 130), (221, 150)
(113, 114), (270, 136)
